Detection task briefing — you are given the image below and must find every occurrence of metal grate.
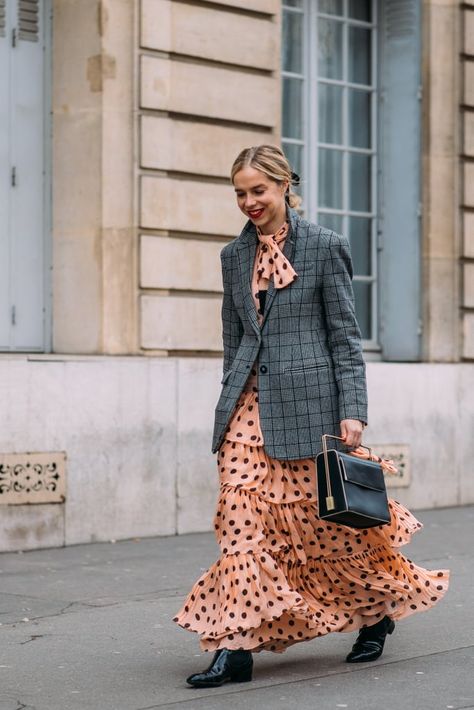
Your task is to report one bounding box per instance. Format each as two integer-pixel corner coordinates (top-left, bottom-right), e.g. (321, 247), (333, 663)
(18, 0), (39, 42)
(0, 0), (6, 37)
(0, 452), (67, 505)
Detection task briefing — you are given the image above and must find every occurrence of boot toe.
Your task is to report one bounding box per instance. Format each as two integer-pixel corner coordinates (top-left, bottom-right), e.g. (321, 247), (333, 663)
(346, 642), (383, 663)
(186, 672), (204, 686)
(185, 649), (252, 687)
(186, 673), (229, 688)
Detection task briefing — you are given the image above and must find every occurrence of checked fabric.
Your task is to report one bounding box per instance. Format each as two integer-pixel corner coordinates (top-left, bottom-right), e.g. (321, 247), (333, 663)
(212, 206), (368, 460)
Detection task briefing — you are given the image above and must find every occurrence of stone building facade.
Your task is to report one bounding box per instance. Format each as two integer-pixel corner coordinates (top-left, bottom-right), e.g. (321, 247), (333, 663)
(0, 0), (472, 551)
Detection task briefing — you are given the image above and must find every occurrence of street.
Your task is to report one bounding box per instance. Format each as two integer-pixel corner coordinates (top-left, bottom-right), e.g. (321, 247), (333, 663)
(0, 505), (472, 710)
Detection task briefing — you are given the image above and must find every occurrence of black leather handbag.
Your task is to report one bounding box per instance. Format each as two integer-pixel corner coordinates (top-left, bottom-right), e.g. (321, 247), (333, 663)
(316, 434), (391, 528)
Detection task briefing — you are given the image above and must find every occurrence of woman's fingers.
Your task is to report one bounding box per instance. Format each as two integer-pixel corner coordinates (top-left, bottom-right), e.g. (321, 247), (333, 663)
(340, 420), (348, 441)
(340, 418), (364, 449)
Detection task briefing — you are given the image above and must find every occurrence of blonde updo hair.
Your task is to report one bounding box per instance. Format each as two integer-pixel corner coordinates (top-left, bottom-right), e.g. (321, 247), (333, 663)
(230, 144), (302, 209)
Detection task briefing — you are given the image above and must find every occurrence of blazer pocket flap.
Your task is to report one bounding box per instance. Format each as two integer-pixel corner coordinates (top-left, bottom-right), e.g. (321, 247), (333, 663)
(339, 454), (386, 492)
(284, 361), (330, 373)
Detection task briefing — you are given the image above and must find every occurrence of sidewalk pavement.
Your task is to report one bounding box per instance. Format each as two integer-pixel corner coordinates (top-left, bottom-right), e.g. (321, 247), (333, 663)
(0, 504), (472, 710)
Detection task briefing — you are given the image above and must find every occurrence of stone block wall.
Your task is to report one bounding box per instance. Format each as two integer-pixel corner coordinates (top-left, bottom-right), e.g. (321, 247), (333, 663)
(52, 0), (136, 355)
(50, 0), (473, 363)
(138, 0), (281, 353)
(0, 358), (472, 552)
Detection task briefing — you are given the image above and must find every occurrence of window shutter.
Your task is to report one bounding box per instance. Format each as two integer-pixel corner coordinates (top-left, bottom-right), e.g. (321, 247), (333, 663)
(1, 0), (47, 351)
(0, 0), (8, 349)
(378, 0), (422, 360)
(18, 0), (39, 42)
(0, 1), (6, 37)
(10, 0), (45, 349)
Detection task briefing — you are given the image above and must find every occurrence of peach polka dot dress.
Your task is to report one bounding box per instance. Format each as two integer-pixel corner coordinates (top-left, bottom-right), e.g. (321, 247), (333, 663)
(173, 222), (450, 653)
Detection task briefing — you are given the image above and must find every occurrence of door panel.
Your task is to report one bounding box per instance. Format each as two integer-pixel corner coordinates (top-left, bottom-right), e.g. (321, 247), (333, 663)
(10, 0), (44, 349)
(0, 0), (10, 346)
(378, 0), (422, 360)
(1, 0), (46, 351)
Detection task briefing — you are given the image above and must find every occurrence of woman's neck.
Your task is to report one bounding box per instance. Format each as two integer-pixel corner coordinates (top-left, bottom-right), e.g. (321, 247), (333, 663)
(258, 209), (288, 236)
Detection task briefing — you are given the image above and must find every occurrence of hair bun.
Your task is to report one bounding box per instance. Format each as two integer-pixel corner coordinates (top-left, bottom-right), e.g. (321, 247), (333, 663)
(291, 171), (300, 186)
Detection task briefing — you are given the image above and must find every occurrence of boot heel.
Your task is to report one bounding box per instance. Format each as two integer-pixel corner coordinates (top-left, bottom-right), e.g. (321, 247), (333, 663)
(387, 619), (395, 634)
(231, 666), (253, 683)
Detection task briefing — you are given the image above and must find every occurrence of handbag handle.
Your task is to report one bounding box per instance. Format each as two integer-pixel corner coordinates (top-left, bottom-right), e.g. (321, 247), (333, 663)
(321, 434), (373, 512)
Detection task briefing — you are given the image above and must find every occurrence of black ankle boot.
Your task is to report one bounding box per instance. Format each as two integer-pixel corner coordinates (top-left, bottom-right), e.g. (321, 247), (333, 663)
(186, 649), (253, 688)
(345, 615), (395, 663)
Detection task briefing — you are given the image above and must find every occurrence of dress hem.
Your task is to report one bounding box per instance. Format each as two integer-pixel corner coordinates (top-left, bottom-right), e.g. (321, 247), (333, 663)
(173, 540), (450, 654)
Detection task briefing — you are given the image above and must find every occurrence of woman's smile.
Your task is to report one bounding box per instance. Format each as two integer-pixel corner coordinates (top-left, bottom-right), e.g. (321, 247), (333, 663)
(247, 208), (265, 220)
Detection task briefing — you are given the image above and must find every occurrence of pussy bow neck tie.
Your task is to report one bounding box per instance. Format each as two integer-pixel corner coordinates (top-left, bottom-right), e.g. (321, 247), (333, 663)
(256, 222), (297, 288)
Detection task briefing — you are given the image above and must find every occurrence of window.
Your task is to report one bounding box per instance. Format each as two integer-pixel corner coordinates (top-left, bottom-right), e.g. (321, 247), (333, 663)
(282, 0), (422, 360)
(282, 0), (378, 347)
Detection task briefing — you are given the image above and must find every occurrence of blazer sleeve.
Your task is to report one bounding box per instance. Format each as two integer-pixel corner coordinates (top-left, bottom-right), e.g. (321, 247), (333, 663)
(321, 233), (368, 425)
(221, 251), (244, 375)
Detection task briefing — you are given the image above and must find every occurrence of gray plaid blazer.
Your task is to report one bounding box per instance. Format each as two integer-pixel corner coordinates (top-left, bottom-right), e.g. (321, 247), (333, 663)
(211, 206), (368, 460)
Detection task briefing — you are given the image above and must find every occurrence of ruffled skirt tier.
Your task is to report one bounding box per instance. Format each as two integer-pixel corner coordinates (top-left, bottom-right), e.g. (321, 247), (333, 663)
(173, 392), (449, 653)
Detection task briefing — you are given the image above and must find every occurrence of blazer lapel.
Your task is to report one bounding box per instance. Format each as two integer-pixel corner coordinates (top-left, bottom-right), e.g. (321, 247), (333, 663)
(260, 207), (299, 328)
(236, 221), (260, 337)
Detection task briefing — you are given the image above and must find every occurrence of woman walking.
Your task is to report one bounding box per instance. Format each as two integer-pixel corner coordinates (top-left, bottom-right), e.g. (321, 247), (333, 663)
(173, 144), (449, 687)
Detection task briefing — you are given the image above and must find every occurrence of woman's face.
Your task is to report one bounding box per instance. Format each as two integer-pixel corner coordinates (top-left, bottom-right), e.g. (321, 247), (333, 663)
(233, 167), (288, 232)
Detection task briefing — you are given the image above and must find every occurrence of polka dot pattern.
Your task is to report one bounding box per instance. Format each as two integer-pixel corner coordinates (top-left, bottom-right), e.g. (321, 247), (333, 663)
(173, 391), (450, 653)
(255, 222), (297, 292)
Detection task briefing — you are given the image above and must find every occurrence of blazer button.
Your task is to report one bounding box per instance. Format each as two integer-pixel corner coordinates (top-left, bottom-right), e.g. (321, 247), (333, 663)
(260, 365), (267, 374)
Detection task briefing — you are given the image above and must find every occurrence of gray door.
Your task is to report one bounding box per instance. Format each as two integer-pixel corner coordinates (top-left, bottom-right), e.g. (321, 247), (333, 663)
(0, 0), (47, 351)
(378, 0), (422, 361)
(0, 0), (10, 346)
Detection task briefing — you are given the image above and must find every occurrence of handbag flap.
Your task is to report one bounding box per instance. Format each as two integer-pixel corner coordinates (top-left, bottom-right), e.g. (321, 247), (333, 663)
(339, 452), (386, 492)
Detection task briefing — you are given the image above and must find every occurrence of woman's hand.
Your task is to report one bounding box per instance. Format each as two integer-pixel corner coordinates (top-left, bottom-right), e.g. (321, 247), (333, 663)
(340, 419), (365, 449)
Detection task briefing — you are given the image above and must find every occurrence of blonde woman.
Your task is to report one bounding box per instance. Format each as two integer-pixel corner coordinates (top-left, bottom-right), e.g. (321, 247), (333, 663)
(173, 145), (449, 688)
